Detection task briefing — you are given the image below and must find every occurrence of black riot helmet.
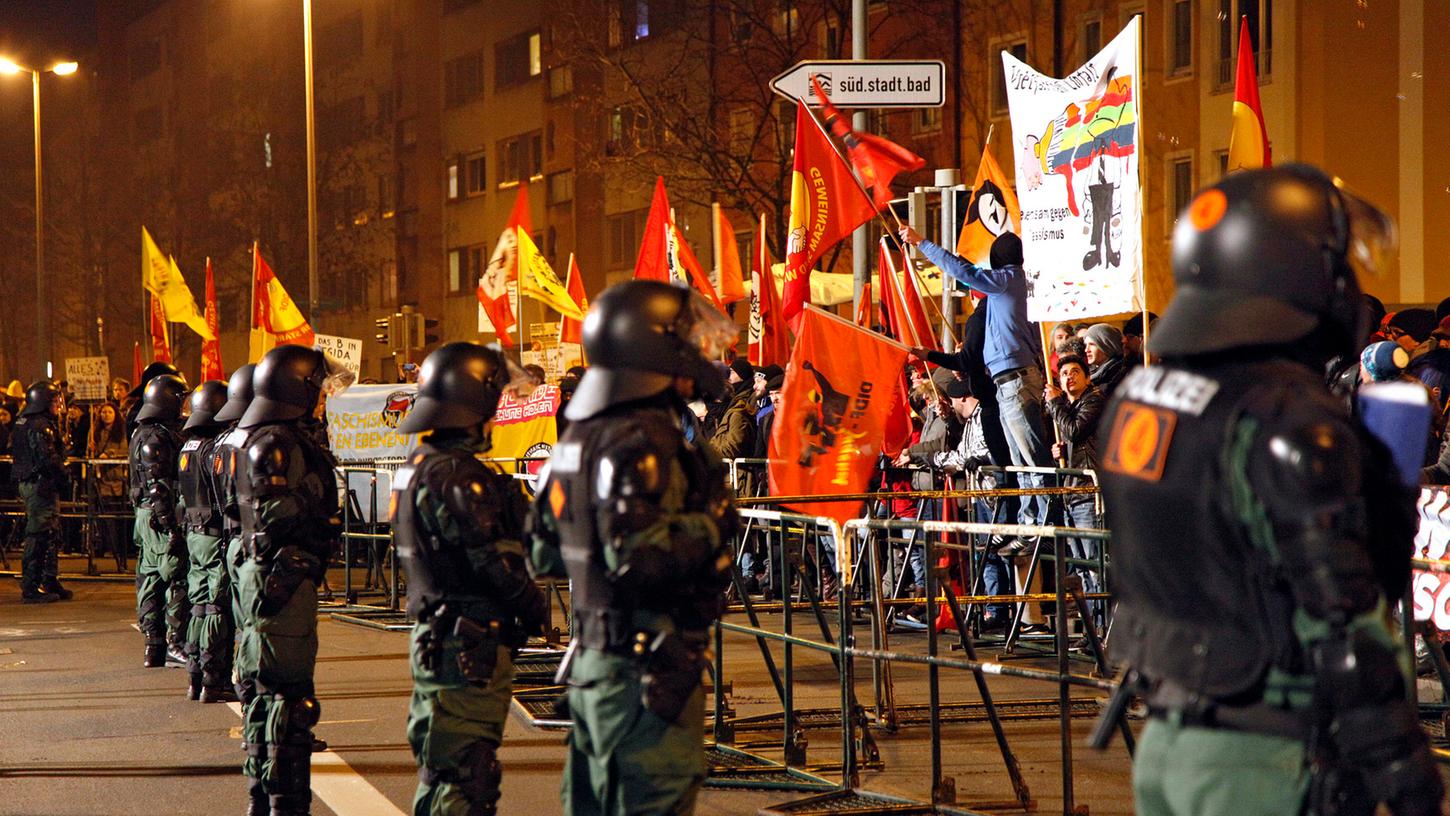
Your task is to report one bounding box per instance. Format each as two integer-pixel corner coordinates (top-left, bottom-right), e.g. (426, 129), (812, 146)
(398, 342), (510, 434)
(240, 345), (327, 429)
(183, 380), (229, 431)
(566, 280), (736, 422)
(213, 363), (256, 424)
(1151, 164), (1395, 360)
(136, 374), (188, 424)
(20, 380), (59, 417)
(126, 360), (182, 402)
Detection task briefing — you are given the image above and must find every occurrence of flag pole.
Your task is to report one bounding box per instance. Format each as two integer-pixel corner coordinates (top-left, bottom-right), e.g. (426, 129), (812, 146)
(1135, 15), (1150, 368)
(250, 241), (260, 361)
(1041, 323), (1066, 467)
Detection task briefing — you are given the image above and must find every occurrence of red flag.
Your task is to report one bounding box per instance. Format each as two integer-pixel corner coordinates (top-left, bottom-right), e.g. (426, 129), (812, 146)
(899, 245), (938, 351)
(149, 292), (172, 363)
(783, 99), (877, 326)
(875, 241), (924, 458)
(559, 253), (588, 346)
(854, 280), (873, 328)
(878, 239), (936, 350)
(1227, 15), (1271, 171)
(714, 207), (747, 305)
(748, 213), (791, 367)
(813, 76), (926, 210)
(477, 184), (531, 346)
(769, 307), (909, 558)
(200, 258), (224, 381)
(132, 341), (142, 386)
(250, 245), (314, 362)
(634, 177), (722, 308)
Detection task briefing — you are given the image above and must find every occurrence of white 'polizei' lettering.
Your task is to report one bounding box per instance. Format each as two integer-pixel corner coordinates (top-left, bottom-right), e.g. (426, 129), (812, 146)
(1118, 367), (1220, 417)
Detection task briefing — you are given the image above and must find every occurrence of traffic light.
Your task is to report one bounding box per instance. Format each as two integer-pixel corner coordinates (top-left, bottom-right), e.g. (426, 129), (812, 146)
(374, 316), (391, 345)
(423, 317), (441, 346)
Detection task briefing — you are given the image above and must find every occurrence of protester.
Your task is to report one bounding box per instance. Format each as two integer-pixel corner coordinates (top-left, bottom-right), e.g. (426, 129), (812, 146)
(1385, 307), (1436, 355)
(1407, 316), (1450, 409)
(711, 357), (758, 461)
(88, 402), (129, 565)
(1083, 323), (1127, 398)
(1121, 312), (1157, 365)
(1359, 340), (1411, 384)
(1044, 353), (1105, 627)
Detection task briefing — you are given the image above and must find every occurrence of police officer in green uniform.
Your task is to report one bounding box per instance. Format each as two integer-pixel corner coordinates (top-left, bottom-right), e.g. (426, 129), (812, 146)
(126, 360), (183, 434)
(131, 373), (191, 668)
(214, 363), (256, 699)
(178, 380), (235, 702)
(392, 342), (548, 816)
(234, 346), (341, 816)
(530, 281), (739, 816)
(1097, 165), (1442, 815)
(13, 381), (70, 604)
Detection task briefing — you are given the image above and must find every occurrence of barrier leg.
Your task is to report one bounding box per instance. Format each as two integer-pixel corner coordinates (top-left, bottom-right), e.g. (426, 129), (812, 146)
(866, 529), (897, 732)
(783, 527), (804, 768)
(730, 564), (786, 707)
(925, 532), (953, 805)
(1055, 534), (1075, 816)
(838, 545), (859, 790)
(1065, 575), (1133, 756)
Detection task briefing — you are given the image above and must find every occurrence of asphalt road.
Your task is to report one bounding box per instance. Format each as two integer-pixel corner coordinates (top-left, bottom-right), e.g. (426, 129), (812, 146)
(0, 573), (1142, 816)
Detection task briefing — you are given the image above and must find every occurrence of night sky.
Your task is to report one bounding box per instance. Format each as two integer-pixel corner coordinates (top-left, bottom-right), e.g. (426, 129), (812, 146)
(0, 0), (96, 66)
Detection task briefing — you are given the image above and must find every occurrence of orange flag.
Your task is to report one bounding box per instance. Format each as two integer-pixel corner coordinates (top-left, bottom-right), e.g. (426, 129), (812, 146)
(878, 239), (936, 351)
(250, 243), (314, 361)
(1227, 15), (1271, 171)
(132, 341), (143, 385)
(955, 144), (1023, 267)
(149, 292), (172, 363)
(782, 99), (876, 326)
(813, 76), (925, 209)
(854, 280), (873, 328)
(769, 306), (909, 578)
(634, 177), (722, 308)
(200, 257), (224, 381)
(713, 206), (747, 304)
(748, 213), (791, 367)
(559, 253), (588, 346)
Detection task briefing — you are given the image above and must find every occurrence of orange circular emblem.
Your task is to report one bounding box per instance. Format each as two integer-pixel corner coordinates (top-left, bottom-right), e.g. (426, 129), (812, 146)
(1116, 408), (1161, 474)
(1188, 189), (1228, 232)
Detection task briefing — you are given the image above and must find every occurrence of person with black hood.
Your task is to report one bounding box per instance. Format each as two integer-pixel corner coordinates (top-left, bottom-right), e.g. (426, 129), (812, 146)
(13, 381), (70, 603)
(1083, 323), (1128, 398)
(131, 374), (191, 667)
(177, 381), (235, 703)
(900, 227), (1053, 531)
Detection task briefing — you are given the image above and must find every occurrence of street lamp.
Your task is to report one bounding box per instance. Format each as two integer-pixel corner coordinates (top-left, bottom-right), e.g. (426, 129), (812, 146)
(1, 57), (79, 377)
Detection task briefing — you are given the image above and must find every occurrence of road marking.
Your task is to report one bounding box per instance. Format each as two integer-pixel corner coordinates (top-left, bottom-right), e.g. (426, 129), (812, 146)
(227, 702), (406, 815)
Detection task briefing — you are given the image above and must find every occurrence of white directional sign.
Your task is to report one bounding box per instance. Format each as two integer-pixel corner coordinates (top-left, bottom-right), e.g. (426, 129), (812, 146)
(770, 60), (946, 109)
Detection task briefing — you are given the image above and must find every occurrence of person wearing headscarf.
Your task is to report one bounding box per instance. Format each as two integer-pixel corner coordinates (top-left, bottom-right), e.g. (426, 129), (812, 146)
(1082, 323), (1127, 398)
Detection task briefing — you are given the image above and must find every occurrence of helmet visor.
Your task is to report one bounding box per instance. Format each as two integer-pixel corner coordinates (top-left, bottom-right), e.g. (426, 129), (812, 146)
(676, 289), (738, 362)
(315, 348), (357, 395)
(1334, 179), (1397, 280)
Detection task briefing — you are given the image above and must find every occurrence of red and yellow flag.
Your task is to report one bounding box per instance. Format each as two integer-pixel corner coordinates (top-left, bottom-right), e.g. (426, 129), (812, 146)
(478, 183), (530, 345)
(249, 242), (314, 361)
(714, 206), (747, 305)
(878, 239), (937, 351)
(782, 99), (876, 326)
(956, 144), (1023, 267)
(769, 306), (909, 578)
(149, 292), (172, 363)
(1227, 15), (1271, 172)
(748, 213), (791, 367)
(634, 177), (722, 308)
(559, 253), (588, 346)
(200, 257), (224, 381)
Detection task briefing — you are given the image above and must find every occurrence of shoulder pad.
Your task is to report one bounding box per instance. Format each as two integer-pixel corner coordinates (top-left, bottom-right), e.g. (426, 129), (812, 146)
(139, 436), (176, 468)
(596, 423), (677, 502)
(1259, 416), (1362, 506)
(247, 427), (299, 483)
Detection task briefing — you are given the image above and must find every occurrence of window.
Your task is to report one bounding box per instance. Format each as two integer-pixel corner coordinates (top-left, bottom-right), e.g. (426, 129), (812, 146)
(1168, 0), (1193, 76)
(914, 107), (942, 134)
(379, 175), (395, 218)
(547, 170), (575, 205)
(444, 51), (484, 108)
(607, 106), (644, 155)
(375, 88), (396, 135)
(991, 40), (1027, 115)
(635, 0), (650, 39)
(497, 131), (542, 186)
(496, 31), (542, 88)
(1168, 155), (1194, 229)
(774, 1), (799, 36)
(129, 37), (161, 82)
(446, 157), (461, 201)
(1082, 16), (1102, 61)
(398, 117), (417, 149)
(466, 152), (487, 196)
(823, 19), (844, 59)
(547, 65), (573, 99)
(447, 244), (488, 293)
(1219, 0), (1272, 87)
(1216, 149), (1229, 179)
(607, 209), (649, 269)
(730, 108), (755, 151)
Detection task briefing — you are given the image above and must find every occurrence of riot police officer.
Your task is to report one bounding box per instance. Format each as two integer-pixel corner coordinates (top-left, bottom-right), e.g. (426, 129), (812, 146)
(131, 373), (190, 667)
(213, 363), (255, 699)
(235, 345), (341, 816)
(392, 342), (548, 815)
(530, 281), (739, 815)
(1097, 165), (1442, 815)
(125, 360), (183, 434)
(13, 381), (69, 603)
(178, 380), (233, 702)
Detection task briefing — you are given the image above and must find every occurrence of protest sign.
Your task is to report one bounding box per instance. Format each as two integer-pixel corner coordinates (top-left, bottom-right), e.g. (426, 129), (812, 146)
(66, 357), (111, 402)
(313, 333), (364, 377)
(1005, 17), (1143, 322)
(1413, 488), (1450, 635)
(325, 383), (419, 462)
(492, 384), (560, 476)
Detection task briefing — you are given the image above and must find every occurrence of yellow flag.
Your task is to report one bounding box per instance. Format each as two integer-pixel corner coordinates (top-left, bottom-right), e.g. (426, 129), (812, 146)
(141, 226), (215, 340)
(517, 227), (585, 319)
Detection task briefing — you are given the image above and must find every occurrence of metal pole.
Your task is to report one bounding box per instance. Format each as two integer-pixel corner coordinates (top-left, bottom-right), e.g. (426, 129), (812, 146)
(937, 170), (962, 352)
(850, 0), (868, 314)
(34, 69), (48, 377)
(303, 0), (320, 329)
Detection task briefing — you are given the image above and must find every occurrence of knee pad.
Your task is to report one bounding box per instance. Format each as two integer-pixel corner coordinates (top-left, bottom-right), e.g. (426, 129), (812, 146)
(457, 739), (502, 813)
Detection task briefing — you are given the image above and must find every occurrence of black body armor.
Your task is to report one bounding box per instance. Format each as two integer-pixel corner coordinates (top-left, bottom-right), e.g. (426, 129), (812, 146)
(12, 414), (65, 486)
(236, 423), (339, 564)
(178, 435), (222, 535)
(213, 425), (250, 539)
(129, 422), (182, 531)
(390, 443), (539, 628)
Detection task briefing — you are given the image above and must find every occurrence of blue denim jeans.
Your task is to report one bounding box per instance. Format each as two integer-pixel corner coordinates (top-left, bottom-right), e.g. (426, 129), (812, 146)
(993, 367), (1052, 526)
(1065, 499), (1102, 621)
(973, 498), (1010, 620)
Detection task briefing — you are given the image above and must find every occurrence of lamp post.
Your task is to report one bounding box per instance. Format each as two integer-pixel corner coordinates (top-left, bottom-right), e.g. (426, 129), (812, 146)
(0, 57), (77, 378)
(303, 0), (319, 330)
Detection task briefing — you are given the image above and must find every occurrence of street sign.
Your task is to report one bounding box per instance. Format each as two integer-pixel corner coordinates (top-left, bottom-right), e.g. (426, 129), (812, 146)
(313, 333), (364, 377)
(770, 60), (946, 109)
(66, 356), (110, 402)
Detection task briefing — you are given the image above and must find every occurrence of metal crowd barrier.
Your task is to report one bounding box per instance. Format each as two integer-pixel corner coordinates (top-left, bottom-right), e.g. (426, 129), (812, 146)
(0, 456), (134, 577)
